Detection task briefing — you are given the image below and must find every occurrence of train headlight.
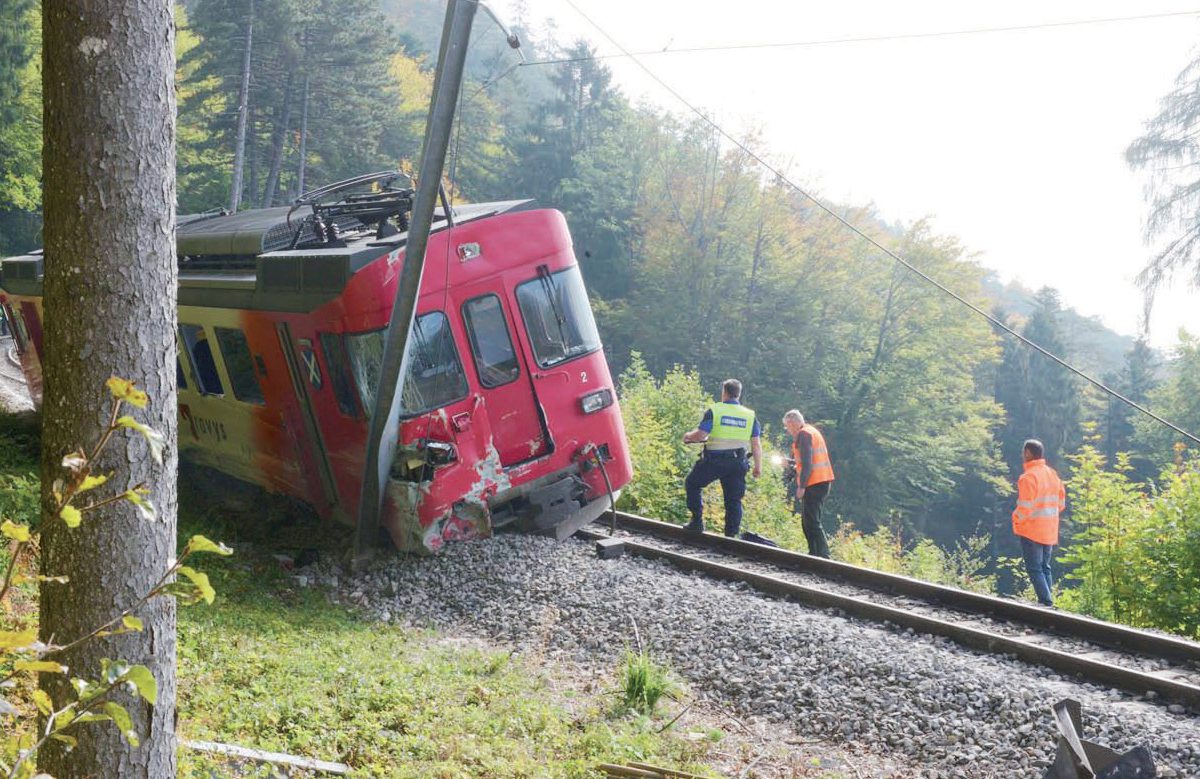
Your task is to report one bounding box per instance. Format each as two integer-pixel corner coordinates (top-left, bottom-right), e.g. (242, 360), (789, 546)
(580, 388), (614, 414)
(770, 453), (785, 467)
(422, 440), (457, 466)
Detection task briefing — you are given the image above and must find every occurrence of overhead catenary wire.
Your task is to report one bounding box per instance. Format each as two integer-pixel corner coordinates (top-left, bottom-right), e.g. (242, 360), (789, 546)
(525, 9), (1200, 67)
(563, 0), (1200, 447)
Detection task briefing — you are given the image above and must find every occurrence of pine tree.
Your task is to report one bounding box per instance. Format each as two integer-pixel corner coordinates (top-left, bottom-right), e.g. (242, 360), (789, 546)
(1104, 338), (1159, 478)
(178, 0), (404, 212)
(995, 288), (1081, 472)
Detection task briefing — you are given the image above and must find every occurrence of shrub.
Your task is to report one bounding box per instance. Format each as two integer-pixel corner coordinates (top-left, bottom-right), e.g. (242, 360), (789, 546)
(1057, 446), (1149, 624)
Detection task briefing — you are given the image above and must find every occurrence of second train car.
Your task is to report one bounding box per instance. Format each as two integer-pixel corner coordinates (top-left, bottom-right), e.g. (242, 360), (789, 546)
(0, 172), (633, 552)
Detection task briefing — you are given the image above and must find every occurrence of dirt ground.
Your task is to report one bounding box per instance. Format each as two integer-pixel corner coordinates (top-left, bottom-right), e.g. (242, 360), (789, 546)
(0, 336), (34, 414)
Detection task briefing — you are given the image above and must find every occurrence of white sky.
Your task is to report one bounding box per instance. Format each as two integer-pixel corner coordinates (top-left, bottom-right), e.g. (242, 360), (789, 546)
(494, 0), (1200, 349)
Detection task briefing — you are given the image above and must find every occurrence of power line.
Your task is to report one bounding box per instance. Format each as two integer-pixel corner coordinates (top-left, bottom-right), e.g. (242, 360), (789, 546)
(526, 9), (1200, 67)
(563, 0), (1200, 447)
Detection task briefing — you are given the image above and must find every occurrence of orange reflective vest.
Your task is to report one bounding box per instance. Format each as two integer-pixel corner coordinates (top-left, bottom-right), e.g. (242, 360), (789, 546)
(792, 423), (835, 487)
(1012, 459), (1065, 545)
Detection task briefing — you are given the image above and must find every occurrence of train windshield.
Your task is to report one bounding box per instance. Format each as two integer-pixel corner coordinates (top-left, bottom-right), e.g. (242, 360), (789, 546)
(345, 311), (469, 418)
(515, 266), (601, 368)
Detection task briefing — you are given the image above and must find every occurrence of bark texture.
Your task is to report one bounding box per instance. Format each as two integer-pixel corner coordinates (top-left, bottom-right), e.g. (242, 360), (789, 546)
(39, 1), (178, 776)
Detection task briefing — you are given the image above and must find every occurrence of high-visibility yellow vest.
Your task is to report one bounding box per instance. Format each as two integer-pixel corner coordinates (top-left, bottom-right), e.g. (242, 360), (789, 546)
(706, 402), (755, 451)
(1012, 459), (1065, 545)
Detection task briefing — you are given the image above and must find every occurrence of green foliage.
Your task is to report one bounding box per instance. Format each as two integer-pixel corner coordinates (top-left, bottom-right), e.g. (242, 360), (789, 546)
(995, 288), (1081, 471)
(619, 650), (676, 716)
(828, 524), (997, 594)
(1057, 443), (1148, 623)
(0, 430), (37, 532)
(1133, 330), (1200, 470)
(1056, 438), (1200, 639)
(1136, 460), (1200, 637)
(615, 355), (707, 521)
(0, 0), (42, 254)
(179, 0), (407, 211)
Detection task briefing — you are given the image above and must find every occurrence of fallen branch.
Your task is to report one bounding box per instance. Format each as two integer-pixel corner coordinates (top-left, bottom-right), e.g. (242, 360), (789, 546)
(184, 739), (350, 776)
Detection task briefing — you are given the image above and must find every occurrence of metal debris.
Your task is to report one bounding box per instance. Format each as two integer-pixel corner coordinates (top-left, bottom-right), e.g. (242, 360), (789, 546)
(1043, 699), (1156, 778)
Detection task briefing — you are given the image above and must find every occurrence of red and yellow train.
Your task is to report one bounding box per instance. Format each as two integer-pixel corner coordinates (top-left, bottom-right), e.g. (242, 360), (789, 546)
(0, 173), (632, 552)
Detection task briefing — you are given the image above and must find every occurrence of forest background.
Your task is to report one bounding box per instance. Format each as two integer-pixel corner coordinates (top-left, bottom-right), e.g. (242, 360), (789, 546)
(1, 0), (1197, 632)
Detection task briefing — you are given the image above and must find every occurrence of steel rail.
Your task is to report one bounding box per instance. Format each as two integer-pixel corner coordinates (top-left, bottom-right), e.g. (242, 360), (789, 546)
(607, 511), (1200, 665)
(577, 525), (1200, 710)
(1, 345), (25, 379)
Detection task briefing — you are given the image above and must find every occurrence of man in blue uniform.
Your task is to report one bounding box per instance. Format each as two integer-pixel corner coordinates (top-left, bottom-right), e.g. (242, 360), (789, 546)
(682, 379), (762, 536)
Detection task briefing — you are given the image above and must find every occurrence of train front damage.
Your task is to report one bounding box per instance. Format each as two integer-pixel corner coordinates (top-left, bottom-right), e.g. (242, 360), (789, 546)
(378, 366), (633, 555)
(355, 209), (633, 554)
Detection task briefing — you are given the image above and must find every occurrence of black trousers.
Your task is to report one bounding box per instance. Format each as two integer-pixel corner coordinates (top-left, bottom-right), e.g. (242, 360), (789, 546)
(685, 452), (748, 537)
(792, 480), (831, 558)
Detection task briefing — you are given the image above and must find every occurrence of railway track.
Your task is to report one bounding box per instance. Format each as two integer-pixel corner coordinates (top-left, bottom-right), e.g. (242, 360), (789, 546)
(580, 511), (1200, 712)
(0, 338), (24, 380)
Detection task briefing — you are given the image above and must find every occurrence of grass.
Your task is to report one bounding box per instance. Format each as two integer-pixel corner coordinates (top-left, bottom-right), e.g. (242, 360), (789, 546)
(1, 414), (721, 779)
(176, 543), (717, 778)
(619, 650), (675, 716)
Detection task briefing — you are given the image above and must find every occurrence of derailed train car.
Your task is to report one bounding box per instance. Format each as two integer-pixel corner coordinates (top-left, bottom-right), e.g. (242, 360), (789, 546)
(0, 173), (632, 552)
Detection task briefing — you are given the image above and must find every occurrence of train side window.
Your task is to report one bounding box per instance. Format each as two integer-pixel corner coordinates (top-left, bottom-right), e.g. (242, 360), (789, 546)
(319, 333), (361, 417)
(462, 294), (520, 388)
(515, 266), (602, 368)
(180, 324), (225, 396)
(3, 304), (25, 354)
(214, 327), (264, 404)
(176, 356), (188, 390)
(346, 311), (468, 417)
(11, 309), (31, 354)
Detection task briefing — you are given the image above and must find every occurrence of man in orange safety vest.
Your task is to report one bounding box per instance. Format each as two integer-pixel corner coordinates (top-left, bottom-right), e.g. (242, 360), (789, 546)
(1012, 438), (1066, 607)
(782, 410), (835, 558)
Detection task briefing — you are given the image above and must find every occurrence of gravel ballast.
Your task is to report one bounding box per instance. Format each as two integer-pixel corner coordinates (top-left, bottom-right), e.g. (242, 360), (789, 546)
(312, 533), (1200, 778)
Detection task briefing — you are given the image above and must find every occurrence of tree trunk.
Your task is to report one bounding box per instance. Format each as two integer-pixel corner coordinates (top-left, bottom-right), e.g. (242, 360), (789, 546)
(261, 70), (294, 207)
(229, 0), (254, 213)
(39, 0), (178, 776)
(248, 116), (261, 208)
(296, 72), (310, 196)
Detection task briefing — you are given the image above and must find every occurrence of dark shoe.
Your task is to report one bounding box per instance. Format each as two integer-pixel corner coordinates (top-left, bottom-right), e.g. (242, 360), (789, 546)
(683, 521), (704, 534)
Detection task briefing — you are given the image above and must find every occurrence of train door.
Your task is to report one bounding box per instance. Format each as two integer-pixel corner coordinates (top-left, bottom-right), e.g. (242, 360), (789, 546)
(176, 320), (265, 485)
(275, 323), (341, 513)
(460, 290), (550, 466)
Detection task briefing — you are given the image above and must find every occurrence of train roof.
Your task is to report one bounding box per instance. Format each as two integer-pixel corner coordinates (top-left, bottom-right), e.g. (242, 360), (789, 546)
(1, 198), (534, 313)
(175, 199), (530, 259)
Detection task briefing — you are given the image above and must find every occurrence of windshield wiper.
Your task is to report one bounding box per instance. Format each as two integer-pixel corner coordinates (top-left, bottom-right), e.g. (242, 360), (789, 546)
(536, 265), (571, 360)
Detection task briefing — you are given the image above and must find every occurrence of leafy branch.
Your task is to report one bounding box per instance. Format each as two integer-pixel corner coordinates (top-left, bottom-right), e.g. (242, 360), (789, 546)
(0, 377), (231, 779)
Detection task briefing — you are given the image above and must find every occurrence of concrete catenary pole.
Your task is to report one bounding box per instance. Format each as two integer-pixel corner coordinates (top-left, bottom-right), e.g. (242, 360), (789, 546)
(353, 0), (478, 565)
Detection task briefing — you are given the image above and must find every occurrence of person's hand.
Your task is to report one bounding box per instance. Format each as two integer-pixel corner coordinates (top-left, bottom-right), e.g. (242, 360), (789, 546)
(796, 485), (805, 499)
(752, 464), (761, 479)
